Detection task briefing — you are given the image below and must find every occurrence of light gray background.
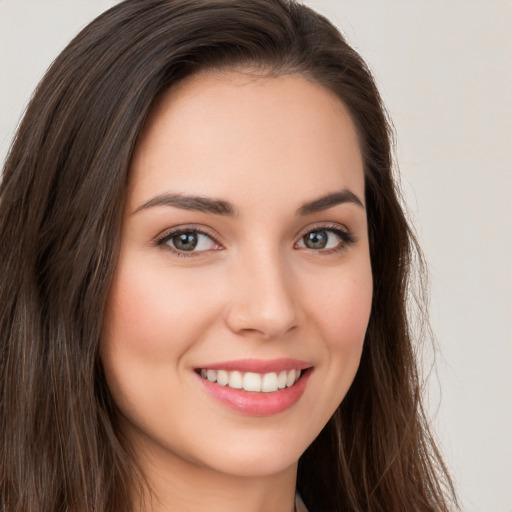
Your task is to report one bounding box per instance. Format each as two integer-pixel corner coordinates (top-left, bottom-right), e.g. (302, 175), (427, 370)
(1, 1), (510, 511)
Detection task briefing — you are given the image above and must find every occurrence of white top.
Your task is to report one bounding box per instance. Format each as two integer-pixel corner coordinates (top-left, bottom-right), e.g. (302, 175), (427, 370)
(295, 493), (309, 512)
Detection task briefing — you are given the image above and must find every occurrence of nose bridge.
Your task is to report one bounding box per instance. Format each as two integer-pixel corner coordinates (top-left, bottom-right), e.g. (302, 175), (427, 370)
(225, 243), (298, 339)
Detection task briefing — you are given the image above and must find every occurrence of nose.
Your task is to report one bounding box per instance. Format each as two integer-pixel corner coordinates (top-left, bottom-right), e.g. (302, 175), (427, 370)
(224, 248), (299, 340)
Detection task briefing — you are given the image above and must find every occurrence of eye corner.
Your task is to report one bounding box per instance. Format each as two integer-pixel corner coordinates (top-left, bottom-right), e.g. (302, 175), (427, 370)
(295, 224), (356, 253)
(154, 226), (224, 257)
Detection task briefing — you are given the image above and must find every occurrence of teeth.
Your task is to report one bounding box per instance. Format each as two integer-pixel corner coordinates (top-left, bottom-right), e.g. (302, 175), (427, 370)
(261, 372), (278, 392)
(199, 368), (303, 392)
(243, 372), (262, 392)
(229, 370), (243, 389)
(217, 369), (229, 386)
(277, 371), (287, 389)
(286, 369), (296, 387)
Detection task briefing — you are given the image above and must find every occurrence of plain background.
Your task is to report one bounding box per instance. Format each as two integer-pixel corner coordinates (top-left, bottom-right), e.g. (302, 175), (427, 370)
(0, 1), (510, 511)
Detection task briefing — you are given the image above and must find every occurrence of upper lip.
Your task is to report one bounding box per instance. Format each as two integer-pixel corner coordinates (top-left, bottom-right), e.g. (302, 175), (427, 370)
(195, 358), (312, 373)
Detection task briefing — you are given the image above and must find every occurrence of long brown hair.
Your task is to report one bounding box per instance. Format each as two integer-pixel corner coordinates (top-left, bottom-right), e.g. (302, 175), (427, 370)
(0, 1), (458, 510)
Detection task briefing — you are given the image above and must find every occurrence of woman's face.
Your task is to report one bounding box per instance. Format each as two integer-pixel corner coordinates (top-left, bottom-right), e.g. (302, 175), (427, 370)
(101, 71), (372, 479)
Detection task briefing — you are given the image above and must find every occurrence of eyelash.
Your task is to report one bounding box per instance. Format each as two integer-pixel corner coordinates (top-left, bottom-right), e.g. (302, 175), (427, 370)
(295, 224), (356, 253)
(154, 224), (356, 257)
(155, 227), (220, 257)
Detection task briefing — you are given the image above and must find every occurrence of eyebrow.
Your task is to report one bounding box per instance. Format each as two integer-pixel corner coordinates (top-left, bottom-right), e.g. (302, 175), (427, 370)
(296, 189), (364, 215)
(133, 193), (236, 216)
(133, 188), (364, 217)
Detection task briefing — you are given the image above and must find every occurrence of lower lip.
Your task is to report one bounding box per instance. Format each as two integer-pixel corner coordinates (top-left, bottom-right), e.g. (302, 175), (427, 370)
(196, 369), (312, 416)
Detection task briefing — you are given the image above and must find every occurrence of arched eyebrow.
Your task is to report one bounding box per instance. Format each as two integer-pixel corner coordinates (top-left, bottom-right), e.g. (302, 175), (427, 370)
(133, 188), (363, 217)
(296, 189), (364, 215)
(132, 193), (236, 216)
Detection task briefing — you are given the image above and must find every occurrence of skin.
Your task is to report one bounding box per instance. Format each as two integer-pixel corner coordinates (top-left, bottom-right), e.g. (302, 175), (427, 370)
(101, 70), (373, 512)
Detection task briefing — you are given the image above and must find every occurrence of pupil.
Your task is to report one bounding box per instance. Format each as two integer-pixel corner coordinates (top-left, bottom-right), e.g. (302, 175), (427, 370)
(305, 230), (327, 249)
(173, 232), (198, 251)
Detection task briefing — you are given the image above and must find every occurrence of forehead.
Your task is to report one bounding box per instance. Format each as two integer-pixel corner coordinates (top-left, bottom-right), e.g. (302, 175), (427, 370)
(128, 70), (364, 211)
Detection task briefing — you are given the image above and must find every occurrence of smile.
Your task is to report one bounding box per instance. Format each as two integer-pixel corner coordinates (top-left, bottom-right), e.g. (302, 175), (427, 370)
(199, 368), (302, 393)
(195, 359), (313, 416)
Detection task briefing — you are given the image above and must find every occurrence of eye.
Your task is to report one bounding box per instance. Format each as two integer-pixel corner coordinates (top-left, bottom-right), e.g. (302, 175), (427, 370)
(295, 226), (355, 252)
(156, 228), (221, 255)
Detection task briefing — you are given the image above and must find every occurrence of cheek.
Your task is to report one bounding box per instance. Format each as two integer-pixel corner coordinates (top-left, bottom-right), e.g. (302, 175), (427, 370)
(99, 258), (225, 416)
(103, 268), (176, 361)
(302, 256), (372, 415)
(312, 259), (373, 352)
(102, 259), (220, 360)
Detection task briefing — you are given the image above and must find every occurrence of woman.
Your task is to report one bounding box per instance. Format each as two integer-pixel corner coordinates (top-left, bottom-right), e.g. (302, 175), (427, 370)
(0, 0), (458, 511)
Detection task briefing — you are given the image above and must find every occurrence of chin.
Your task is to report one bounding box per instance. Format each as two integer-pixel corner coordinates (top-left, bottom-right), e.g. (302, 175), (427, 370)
(207, 448), (301, 479)
(194, 424), (316, 478)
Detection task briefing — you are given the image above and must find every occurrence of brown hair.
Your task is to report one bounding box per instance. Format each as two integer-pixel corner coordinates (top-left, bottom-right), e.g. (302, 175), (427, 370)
(0, 1), (458, 510)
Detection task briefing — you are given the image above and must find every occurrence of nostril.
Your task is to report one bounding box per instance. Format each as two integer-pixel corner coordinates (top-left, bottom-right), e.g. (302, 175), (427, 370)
(224, 263), (299, 338)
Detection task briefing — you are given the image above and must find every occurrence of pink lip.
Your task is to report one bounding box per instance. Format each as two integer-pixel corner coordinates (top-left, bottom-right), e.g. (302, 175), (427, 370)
(195, 358), (312, 373)
(194, 360), (313, 416)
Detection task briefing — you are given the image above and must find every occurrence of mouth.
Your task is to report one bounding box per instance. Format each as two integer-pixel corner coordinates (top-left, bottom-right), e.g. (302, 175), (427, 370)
(196, 368), (304, 393)
(194, 360), (313, 416)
